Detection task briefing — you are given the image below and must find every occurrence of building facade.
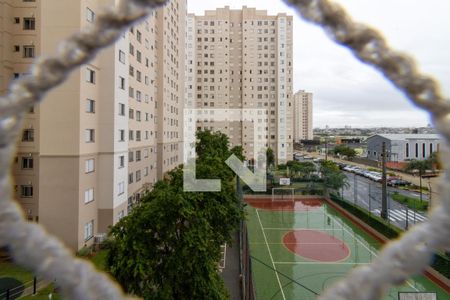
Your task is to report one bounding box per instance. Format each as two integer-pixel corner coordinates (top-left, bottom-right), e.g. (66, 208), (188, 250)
(185, 6), (294, 164)
(293, 90), (313, 142)
(366, 134), (442, 163)
(1, 0), (186, 250)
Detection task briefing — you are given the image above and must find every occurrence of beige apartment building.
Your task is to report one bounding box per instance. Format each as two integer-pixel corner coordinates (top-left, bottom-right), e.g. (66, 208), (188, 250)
(185, 6), (294, 164)
(293, 90), (313, 141)
(1, 0), (186, 250)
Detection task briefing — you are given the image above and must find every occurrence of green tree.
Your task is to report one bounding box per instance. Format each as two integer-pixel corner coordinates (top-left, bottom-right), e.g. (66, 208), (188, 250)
(286, 161), (316, 179)
(333, 145), (357, 160)
(320, 160), (349, 192)
(106, 130), (244, 299)
(266, 147), (275, 168)
(405, 159), (432, 203)
(428, 152), (442, 170)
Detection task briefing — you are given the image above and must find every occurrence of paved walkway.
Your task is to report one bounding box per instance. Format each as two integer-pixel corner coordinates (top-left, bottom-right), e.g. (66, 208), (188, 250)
(220, 231), (242, 300)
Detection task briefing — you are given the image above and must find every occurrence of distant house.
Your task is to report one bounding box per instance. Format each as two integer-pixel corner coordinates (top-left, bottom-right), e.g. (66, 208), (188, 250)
(366, 134), (442, 163)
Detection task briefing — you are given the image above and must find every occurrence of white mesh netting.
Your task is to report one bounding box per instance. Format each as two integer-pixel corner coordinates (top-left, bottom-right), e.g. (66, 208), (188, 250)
(0, 0), (448, 299)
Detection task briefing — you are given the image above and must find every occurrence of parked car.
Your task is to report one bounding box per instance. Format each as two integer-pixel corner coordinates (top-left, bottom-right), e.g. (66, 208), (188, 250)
(388, 179), (411, 186)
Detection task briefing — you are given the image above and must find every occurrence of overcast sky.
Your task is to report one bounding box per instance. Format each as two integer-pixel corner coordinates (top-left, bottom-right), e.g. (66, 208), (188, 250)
(188, 0), (450, 128)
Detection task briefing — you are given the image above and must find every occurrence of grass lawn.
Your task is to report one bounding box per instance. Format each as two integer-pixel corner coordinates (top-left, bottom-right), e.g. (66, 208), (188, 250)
(391, 192), (428, 211)
(89, 249), (109, 272)
(0, 249), (109, 299)
(20, 284), (60, 300)
(0, 261), (34, 284)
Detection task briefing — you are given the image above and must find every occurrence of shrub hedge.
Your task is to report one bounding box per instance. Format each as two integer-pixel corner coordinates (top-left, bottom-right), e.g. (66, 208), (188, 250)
(328, 194), (449, 280)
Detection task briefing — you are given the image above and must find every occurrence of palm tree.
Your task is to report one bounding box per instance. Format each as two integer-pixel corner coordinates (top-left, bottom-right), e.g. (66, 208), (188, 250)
(405, 159), (432, 203)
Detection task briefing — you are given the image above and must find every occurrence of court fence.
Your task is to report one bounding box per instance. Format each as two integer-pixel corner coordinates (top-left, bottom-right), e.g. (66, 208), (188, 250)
(0, 0), (450, 299)
(328, 193), (450, 281)
(0, 276), (49, 300)
(239, 220), (256, 300)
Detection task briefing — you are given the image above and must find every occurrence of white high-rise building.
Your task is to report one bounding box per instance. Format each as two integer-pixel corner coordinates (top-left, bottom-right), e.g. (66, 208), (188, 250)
(293, 90), (313, 141)
(185, 6), (294, 164)
(1, 0), (186, 250)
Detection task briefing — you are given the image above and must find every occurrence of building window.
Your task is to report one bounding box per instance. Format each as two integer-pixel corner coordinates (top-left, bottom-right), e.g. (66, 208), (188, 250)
(86, 8), (95, 23)
(406, 143), (409, 157)
(86, 99), (95, 113)
(22, 129), (34, 142)
(129, 87), (134, 98)
(119, 155), (125, 168)
(129, 151), (134, 162)
(129, 130), (134, 141)
(118, 182), (125, 195)
(136, 170), (141, 182)
(85, 129), (95, 143)
(430, 143), (433, 154)
(128, 173), (134, 184)
(136, 150), (141, 161)
(20, 185), (33, 198)
(136, 90), (141, 101)
(136, 71), (141, 82)
(22, 157), (33, 169)
(136, 30), (142, 42)
(119, 103), (125, 116)
(118, 50), (125, 63)
(23, 45), (35, 58)
(136, 51), (141, 62)
(85, 159), (95, 173)
(129, 43), (134, 55)
(119, 130), (125, 142)
(85, 68), (95, 83)
(23, 17), (35, 30)
(84, 188), (94, 204)
(119, 76), (125, 89)
(422, 143), (426, 158)
(415, 143), (419, 158)
(136, 131), (141, 141)
(84, 220), (94, 241)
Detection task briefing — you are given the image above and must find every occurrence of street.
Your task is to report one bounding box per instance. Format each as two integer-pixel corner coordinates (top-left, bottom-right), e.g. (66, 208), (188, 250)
(342, 171), (429, 230)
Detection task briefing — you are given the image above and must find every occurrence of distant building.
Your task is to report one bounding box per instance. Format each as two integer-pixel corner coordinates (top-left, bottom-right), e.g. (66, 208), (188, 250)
(366, 134), (442, 163)
(293, 90), (313, 141)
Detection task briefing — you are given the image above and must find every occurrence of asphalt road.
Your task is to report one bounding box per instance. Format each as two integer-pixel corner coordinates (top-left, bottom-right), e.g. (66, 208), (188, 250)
(341, 171), (429, 230)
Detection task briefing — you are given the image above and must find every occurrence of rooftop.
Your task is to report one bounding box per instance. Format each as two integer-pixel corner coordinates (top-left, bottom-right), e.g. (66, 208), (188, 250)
(371, 134), (442, 141)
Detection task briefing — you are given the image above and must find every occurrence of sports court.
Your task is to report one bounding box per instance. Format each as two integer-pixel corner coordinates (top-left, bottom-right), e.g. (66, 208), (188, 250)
(245, 194), (448, 300)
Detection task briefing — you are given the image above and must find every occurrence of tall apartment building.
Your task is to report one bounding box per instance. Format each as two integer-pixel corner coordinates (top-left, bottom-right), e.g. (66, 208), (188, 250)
(1, 0), (186, 250)
(185, 6), (293, 164)
(293, 90), (313, 141)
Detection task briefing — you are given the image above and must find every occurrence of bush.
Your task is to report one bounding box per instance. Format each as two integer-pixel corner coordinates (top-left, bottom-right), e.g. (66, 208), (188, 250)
(431, 253), (450, 279)
(329, 194), (401, 239)
(76, 246), (92, 257)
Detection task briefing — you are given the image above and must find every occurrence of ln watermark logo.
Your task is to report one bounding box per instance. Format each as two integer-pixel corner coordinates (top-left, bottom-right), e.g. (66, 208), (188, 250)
(183, 109), (268, 192)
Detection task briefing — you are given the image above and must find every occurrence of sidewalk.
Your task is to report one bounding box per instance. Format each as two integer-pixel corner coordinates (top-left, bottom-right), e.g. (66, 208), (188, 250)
(220, 231), (242, 300)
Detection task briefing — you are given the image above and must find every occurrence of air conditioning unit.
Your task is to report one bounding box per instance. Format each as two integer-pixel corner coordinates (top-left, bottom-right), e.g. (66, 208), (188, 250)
(94, 233), (106, 244)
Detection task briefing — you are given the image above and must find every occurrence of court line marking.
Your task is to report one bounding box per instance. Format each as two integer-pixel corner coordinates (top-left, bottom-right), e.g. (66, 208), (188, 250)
(274, 261), (371, 265)
(256, 209), (286, 300)
(324, 210), (420, 292)
(263, 227), (345, 231)
(252, 242), (351, 245)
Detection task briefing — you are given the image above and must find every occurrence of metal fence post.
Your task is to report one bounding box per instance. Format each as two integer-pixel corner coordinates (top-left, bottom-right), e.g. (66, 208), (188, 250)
(33, 276), (37, 295)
